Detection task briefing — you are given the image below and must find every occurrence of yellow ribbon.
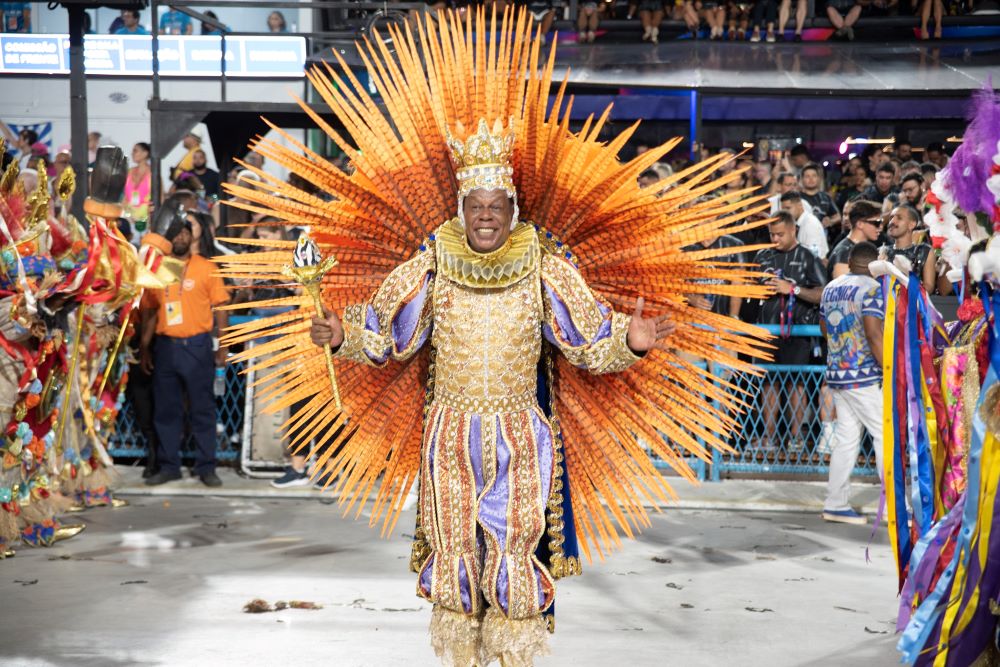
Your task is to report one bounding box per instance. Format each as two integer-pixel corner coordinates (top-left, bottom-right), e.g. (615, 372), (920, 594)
(884, 277), (900, 577)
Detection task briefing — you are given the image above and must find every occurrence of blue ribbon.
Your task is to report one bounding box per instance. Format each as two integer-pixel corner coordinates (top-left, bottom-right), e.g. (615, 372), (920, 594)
(916, 288), (934, 347)
(906, 274), (935, 537)
(982, 281), (996, 338)
(889, 278), (912, 568)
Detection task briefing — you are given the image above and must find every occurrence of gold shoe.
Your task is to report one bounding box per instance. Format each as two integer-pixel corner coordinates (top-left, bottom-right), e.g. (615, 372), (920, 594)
(110, 498), (129, 508)
(53, 523), (86, 542)
(1, 548), (14, 558)
(66, 504), (87, 513)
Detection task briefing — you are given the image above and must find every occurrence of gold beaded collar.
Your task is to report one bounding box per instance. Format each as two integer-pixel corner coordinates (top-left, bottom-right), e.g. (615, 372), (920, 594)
(435, 217), (539, 289)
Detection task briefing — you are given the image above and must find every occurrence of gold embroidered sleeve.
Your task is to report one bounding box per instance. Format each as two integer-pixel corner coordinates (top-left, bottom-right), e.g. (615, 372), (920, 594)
(541, 253), (642, 375)
(333, 249), (435, 366)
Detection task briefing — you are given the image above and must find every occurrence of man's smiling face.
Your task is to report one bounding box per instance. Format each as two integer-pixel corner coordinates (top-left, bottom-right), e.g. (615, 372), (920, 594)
(462, 188), (514, 253)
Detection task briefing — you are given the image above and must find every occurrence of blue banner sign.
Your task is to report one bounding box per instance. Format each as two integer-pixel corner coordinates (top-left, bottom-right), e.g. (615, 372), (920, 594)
(0, 34), (305, 77)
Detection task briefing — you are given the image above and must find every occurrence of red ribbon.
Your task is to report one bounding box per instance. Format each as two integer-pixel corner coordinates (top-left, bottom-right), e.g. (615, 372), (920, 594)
(0, 330), (36, 386)
(74, 217), (124, 304)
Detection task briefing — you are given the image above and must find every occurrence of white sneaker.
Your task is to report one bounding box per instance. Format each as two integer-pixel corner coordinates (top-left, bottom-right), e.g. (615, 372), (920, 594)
(822, 508), (867, 525)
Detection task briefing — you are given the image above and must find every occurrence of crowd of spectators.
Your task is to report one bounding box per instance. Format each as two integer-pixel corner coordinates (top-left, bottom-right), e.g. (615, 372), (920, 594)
(640, 137), (982, 466)
(4, 0), (997, 42)
(440, 0), (993, 42)
(0, 5), (293, 36)
(5, 121), (965, 279)
(450, 0), (992, 42)
(649, 137), (975, 328)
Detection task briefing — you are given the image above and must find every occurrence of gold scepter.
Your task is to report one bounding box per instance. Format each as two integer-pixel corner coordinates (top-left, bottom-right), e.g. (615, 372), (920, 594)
(95, 299), (133, 400)
(281, 234), (342, 412)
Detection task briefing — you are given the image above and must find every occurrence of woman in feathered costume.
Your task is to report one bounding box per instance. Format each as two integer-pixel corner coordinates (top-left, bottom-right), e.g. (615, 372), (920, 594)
(57, 146), (161, 510)
(0, 144), (164, 557)
(217, 9), (770, 665)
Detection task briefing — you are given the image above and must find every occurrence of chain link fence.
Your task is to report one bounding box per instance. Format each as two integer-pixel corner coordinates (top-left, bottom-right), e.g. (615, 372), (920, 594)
(108, 360), (246, 462)
(649, 325), (879, 481)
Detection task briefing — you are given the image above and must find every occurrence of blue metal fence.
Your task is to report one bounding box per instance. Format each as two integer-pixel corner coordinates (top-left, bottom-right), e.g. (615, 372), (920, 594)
(107, 360), (246, 461)
(107, 321), (879, 481)
(707, 325), (878, 481)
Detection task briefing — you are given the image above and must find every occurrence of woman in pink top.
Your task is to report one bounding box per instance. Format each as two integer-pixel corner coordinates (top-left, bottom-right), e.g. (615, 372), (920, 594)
(124, 142), (152, 233)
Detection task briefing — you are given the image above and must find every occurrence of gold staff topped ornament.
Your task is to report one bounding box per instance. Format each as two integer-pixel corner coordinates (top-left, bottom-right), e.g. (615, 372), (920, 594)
(281, 234), (342, 412)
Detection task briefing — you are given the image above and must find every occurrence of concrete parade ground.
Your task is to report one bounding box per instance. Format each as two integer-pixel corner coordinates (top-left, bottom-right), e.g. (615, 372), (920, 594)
(1, 469), (898, 667)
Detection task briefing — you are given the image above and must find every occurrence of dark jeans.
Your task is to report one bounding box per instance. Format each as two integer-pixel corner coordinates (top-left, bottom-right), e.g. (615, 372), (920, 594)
(752, 0), (776, 28)
(153, 333), (217, 475)
(126, 360), (159, 471)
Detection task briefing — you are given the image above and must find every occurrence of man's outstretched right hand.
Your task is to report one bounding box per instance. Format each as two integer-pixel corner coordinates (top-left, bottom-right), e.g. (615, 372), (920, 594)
(310, 307), (344, 349)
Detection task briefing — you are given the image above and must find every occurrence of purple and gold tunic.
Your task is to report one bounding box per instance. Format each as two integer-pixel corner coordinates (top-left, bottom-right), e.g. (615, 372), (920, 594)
(334, 218), (639, 650)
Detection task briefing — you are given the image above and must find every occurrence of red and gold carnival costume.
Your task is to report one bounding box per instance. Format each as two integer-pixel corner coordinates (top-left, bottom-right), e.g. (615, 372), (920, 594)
(0, 144), (162, 557)
(0, 147), (82, 551)
(217, 9), (770, 665)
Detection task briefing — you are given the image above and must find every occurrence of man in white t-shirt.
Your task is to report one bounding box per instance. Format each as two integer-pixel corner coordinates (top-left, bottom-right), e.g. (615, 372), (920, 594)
(819, 241), (885, 524)
(781, 190), (828, 261)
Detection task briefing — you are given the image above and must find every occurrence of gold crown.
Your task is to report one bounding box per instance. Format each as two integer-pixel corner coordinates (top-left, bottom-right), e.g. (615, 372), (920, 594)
(447, 118), (515, 199)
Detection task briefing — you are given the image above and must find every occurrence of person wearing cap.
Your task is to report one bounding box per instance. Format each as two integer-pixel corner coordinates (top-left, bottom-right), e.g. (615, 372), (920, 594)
(52, 147), (71, 177)
(141, 197), (230, 487)
(27, 141), (50, 174)
(171, 131), (202, 181)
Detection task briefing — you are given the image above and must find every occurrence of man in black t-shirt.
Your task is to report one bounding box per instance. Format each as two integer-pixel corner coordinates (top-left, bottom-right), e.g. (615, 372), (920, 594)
(861, 163), (899, 205)
(684, 233), (746, 318)
(191, 149), (220, 199)
(880, 204), (939, 294)
(753, 212), (826, 448)
(799, 162), (841, 247)
(827, 200), (882, 281)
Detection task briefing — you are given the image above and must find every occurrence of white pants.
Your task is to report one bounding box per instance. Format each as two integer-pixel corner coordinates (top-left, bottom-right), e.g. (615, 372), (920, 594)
(825, 384), (885, 511)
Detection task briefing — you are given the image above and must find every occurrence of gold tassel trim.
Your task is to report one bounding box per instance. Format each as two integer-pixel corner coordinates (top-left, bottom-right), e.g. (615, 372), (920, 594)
(429, 605), (486, 667)
(480, 606), (549, 667)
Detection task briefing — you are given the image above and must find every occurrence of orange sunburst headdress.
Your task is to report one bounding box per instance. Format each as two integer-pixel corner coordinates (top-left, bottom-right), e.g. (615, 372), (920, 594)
(216, 7), (772, 561)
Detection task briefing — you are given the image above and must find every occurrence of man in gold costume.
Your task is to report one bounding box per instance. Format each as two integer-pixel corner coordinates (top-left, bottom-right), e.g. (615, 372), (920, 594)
(309, 121), (675, 666)
(216, 9), (769, 665)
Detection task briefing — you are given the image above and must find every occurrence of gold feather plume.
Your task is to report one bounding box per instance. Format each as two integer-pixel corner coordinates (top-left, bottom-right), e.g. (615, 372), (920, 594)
(216, 8), (773, 559)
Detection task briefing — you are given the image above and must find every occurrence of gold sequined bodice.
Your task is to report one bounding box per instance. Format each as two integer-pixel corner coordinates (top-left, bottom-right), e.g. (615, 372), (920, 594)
(431, 271), (543, 414)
